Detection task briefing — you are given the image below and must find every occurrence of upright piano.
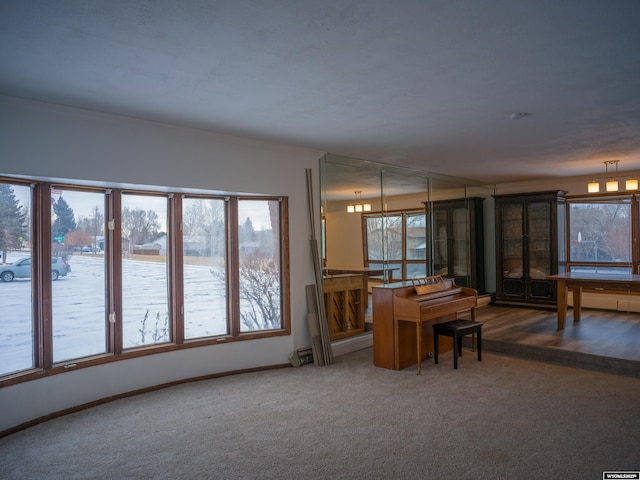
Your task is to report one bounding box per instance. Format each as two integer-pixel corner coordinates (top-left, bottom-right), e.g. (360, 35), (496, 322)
(372, 276), (478, 373)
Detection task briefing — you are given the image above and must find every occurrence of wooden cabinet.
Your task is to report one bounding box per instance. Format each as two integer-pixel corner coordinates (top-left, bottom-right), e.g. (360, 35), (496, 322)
(323, 274), (365, 340)
(493, 191), (567, 307)
(426, 197), (485, 294)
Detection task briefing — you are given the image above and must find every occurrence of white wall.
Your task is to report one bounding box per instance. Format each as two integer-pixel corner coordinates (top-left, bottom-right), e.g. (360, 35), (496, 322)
(0, 95), (324, 432)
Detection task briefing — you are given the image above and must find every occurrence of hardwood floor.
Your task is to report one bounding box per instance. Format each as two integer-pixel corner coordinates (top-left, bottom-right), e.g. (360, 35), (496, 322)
(472, 304), (640, 377)
(363, 297), (640, 376)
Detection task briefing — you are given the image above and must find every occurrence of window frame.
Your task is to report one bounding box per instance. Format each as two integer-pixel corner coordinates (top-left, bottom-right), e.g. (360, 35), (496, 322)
(0, 176), (291, 387)
(565, 192), (640, 274)
(363, 208), (426, 281)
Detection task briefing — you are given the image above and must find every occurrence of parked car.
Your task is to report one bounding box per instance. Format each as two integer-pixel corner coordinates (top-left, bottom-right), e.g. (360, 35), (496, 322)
(0, 257), (71, 282)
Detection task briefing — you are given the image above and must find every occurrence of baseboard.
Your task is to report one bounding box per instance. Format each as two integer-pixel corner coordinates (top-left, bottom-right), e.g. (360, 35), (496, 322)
(331, 332), (373, 357)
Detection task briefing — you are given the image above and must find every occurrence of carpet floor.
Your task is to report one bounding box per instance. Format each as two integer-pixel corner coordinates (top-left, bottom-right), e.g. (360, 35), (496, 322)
(1, 347), (639, 479)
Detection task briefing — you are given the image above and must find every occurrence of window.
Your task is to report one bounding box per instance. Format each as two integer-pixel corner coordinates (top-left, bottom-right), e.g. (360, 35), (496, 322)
(0, 176), (290, 385)
(364, 210), (426, 280)
(51, 188), (107, 363)
(182, 197), (227, 339)
(405, 212), (427, 278)
(121, 193), (170, 348)
(567, 195), (635, 274)
(0, 182), (32, 376)
(238, 199), (282, 332)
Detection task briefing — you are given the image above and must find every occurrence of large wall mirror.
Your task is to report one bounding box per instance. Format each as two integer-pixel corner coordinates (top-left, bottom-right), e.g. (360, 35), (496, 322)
(319, 153), (496, 294)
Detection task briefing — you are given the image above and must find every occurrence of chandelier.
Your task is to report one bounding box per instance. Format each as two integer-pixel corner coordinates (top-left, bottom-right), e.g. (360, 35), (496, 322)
(587, 160), (638, 193)
(346, 191), (371, 213)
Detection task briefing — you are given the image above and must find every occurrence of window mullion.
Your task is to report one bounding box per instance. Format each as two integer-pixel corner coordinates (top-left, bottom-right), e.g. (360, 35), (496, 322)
(37, 183), (53, 369)
(108, 190), (123, 355)
(228, 197), (240, 336)
(170, 194), (184, 344)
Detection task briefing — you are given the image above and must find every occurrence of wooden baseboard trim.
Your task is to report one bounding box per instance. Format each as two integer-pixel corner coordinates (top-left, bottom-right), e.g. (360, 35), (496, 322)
(0, 362), (290, 438)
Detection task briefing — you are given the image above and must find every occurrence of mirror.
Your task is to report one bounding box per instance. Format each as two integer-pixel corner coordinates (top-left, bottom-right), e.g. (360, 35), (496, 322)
(320, 153), (495, 287)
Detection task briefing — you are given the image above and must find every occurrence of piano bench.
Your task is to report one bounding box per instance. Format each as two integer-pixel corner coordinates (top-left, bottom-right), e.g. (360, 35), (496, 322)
(433, 319), (482, 369)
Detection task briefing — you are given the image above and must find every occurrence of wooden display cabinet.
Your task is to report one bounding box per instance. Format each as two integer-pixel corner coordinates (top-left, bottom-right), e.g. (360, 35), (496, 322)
(493, 190), (567, 307)
(426, 197), (485, 293)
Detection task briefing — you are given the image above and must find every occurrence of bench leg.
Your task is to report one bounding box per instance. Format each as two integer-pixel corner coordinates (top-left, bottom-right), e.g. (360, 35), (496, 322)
(477, 329), (482, 362)
(434, 332), (439, 365)
(453, 332), (459, 369)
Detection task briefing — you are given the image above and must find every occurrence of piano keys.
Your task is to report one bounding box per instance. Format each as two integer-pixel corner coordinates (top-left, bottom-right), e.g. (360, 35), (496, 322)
(372, 276), (478, 373)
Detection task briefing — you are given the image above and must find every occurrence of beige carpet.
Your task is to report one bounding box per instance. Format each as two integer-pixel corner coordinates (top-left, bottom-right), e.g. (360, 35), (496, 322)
(1, 348), (639, 479)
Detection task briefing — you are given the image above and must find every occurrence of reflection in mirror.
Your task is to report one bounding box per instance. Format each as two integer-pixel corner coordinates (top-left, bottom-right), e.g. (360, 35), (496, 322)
(320, 153), (495, 294)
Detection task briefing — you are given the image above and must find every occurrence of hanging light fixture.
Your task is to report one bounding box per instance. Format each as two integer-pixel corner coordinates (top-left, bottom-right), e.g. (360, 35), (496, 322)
(346, 191), (371, 213)
(587, 160), (638, 193)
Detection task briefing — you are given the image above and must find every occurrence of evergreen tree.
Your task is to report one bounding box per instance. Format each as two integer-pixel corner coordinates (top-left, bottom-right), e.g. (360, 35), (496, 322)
(0, 184), (28, 261)
(52, 196), (76, 241)
(239, 217), (255, 244)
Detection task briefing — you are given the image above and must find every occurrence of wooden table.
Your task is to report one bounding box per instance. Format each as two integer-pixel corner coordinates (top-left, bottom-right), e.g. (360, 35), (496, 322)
(547, 272), (640, 329)
(325, 266), (398, 282)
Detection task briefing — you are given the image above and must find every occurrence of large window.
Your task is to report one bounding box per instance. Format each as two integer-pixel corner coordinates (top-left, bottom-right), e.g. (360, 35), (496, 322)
(121, 193), (170, 348)
(182, 197), (227, 339)
(0, 177), (290, 382)
(364, 210), (426, 280)
(0, 183), (32, 376)
(567, 195), (636, 274)
(51, 188), (107, 363)
(238, 199), (282, 332)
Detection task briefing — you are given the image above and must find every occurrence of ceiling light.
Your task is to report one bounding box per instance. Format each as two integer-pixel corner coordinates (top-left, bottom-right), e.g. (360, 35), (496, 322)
(587, 160), (638, 194)
(346, 191), (371, 213)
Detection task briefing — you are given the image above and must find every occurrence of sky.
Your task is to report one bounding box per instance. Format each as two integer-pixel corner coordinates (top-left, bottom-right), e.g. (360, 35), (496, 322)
(11, 183), (273, 233)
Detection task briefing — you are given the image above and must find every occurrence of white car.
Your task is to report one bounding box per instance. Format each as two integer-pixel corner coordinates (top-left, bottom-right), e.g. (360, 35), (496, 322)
(0, 257), (71, 282)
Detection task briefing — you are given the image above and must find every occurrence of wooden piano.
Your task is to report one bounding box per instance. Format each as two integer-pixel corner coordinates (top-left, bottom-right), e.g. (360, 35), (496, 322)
(372, 276), (478, 373)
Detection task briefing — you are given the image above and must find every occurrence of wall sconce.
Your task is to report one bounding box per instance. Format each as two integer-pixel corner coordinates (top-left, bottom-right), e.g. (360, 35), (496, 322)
(346, 191), (371, 213)
(587, 160), (638, 193)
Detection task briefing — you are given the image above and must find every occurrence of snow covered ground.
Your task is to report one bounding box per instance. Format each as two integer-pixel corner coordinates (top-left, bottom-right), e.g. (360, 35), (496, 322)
(0, 251), (227, 376)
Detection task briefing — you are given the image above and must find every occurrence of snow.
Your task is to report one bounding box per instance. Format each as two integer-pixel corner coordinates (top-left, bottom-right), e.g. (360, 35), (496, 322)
(0, 252), (228, 376)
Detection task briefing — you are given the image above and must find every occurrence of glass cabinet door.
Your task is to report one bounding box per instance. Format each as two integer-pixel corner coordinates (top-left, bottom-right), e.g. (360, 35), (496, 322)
(494, 191), (566, 306)
(527, 201), (551, 279)
(501, 203), (524, 279)
(451, 206), (470, 284)
(432, 209), (448, 276)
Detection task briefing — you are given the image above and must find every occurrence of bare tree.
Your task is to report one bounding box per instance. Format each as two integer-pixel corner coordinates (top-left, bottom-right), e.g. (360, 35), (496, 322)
(183, 198), (225, 256)
(76, 206), (104, 252)
(238, 251), (281, 330)
(122, 207), (161, 250)
(65, 229), (92, 252)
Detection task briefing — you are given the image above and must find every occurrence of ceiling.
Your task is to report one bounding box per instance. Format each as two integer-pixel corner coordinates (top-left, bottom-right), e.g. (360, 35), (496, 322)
(1, 0), (640, 185)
